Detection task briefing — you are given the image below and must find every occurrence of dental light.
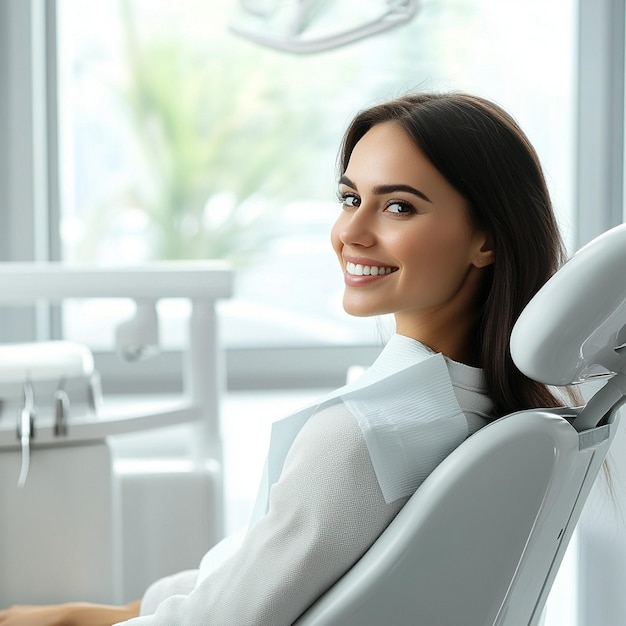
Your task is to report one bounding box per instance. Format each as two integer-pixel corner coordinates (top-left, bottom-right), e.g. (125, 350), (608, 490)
(230, 0), (420, 54)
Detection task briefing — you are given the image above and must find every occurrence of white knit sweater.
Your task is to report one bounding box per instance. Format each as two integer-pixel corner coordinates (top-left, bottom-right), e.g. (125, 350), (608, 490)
(118, 335), (493, 626)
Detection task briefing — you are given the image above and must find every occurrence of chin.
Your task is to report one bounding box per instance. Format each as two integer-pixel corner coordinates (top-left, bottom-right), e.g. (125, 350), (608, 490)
(343, 300), (385, 318)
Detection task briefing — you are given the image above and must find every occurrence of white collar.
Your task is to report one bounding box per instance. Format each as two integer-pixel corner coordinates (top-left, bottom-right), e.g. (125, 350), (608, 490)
(365, 334), (488, 393)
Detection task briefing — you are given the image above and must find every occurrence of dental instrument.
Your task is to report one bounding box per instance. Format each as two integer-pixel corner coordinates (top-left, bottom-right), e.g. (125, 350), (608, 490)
(16, 381), (34, 488)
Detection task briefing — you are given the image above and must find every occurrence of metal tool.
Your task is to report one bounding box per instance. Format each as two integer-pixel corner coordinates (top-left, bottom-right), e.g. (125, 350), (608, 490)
(16, 380), (35, 488)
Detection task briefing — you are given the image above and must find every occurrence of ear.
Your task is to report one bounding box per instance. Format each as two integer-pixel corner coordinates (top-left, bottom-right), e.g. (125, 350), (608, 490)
(472, 232), (495, 268)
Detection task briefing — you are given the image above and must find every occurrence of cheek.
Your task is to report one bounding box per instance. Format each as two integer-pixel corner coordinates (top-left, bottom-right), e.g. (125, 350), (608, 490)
(330, 218), (344, 258)
(398, 227), (474, 282)
(391, 227), (440, 266)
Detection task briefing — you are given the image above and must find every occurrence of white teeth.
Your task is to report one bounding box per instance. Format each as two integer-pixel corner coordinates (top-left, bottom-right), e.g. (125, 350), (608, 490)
(346, 262), (395, 276)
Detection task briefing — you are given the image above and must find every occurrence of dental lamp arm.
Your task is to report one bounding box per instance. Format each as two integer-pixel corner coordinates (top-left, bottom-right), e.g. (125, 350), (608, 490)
(231, 0), (419, 54)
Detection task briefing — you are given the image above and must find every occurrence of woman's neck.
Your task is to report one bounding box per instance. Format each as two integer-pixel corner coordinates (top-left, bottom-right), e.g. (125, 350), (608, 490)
(394, 307), (480, 367)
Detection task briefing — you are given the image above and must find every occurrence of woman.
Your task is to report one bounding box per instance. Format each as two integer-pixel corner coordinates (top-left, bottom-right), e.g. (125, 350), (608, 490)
(0, 92), (567, 625)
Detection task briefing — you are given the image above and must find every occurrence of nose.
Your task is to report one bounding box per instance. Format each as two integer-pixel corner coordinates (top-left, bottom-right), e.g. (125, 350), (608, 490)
(334, 207), (376, 248)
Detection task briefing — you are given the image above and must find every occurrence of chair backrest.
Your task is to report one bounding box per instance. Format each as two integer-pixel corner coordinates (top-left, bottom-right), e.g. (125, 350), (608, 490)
(296, 223), (626, 626)
(295, 407), (619, 626)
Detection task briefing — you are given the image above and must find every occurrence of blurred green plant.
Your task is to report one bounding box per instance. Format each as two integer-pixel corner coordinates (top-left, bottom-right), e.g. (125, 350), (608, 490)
(82, 0), (324, 266)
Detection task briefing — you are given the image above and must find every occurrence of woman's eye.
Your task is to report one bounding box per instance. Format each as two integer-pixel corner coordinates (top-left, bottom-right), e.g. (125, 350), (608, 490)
(386, 201), (415, 215)
(338, 193), (360, 209)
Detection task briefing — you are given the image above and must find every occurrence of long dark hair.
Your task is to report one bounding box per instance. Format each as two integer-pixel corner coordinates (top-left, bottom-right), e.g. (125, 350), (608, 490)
(339, 92), (567, 416)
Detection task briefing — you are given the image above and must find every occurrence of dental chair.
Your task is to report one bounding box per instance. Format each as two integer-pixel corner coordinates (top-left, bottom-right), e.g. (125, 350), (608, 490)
(296, 223), (626, 626)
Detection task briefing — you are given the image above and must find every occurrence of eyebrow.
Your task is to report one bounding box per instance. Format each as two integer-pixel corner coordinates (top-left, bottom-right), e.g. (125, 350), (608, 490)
(339, 175), (432, 204)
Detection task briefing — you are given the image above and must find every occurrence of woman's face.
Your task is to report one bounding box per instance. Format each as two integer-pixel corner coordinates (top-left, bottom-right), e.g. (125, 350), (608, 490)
(331, 121), (494, 352)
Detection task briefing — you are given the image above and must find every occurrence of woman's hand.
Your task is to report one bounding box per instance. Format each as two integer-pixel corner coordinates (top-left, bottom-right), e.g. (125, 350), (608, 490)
(0, 601), (141, 626)
(0, 604), (67, 625)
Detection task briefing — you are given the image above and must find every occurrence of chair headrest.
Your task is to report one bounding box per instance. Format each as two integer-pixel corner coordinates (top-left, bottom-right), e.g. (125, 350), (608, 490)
(511, 223), (626, 386)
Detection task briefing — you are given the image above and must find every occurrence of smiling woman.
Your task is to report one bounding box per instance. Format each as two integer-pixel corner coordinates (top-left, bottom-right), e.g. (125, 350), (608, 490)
(332, 121), (494, 364)
(0, 90), (573, 626)
(335, 93), (569, 416)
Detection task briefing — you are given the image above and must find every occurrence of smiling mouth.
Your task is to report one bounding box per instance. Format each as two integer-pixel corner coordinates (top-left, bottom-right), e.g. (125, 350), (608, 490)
(346, 262), (398, 276)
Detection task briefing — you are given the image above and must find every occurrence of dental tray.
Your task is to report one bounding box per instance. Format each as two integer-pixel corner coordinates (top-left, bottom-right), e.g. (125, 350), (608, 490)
(0, 341), (102, 427)
(0, 341), (102, 487)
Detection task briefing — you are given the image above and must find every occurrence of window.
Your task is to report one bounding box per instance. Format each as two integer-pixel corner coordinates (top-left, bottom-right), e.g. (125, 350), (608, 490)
(55, 0), (578, 360)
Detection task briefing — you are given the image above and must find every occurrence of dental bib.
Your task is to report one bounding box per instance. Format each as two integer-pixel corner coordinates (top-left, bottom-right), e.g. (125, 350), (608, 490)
(249, 334), (468, 524)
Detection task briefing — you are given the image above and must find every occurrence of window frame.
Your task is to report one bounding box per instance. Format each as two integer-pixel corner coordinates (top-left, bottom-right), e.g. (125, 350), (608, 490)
(575, 0), (625, 248)
(0, 0), (56, 343)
